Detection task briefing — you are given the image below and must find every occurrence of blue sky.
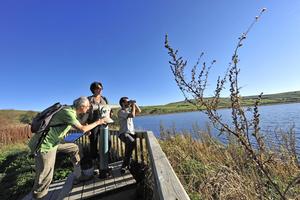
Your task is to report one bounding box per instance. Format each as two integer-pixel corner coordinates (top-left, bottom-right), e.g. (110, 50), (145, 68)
(1, 0), (300, 111)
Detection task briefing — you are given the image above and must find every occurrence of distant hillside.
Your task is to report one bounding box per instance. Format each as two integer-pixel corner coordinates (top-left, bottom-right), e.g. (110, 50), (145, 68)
(140, 91), (300, 115)
(0, 110), (37, 127)
(1, 91), (300, 124)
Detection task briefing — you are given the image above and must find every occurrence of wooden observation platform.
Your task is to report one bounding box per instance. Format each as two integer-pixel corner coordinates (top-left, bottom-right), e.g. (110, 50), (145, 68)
(22, 130), (190, 200)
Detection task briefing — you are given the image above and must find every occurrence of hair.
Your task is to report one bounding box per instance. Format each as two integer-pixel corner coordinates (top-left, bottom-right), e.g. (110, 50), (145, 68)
(73, 96), (89, 109)
(119, 96), (128, 107)
(90, 81), (103, 94)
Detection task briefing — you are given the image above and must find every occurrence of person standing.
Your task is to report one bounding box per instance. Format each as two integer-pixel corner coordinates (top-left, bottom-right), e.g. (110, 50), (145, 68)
(28, 96), (109, 199)
(118, 97), (141, 173)
(87, 81), (112, 178)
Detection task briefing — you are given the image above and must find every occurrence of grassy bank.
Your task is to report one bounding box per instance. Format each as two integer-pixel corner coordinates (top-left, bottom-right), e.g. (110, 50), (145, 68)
(159, 132), (300, 199)
(140, 91), (300, 115)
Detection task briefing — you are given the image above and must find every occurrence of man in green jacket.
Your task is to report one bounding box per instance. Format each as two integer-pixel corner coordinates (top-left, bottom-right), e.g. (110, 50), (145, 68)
(28, 96), (109, 199)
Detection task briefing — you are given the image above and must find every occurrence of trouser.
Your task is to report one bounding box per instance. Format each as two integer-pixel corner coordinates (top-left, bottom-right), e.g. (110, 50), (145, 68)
(32, 143), (80, 199)
(89, 127), (100, 160)
(119, 132), (136, 167)
(89, 126), (111, 162)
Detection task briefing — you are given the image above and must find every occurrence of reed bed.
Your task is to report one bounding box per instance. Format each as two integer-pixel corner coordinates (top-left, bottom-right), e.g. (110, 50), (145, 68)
(0, 125), (31, 146)
(160, 131), (300, 200)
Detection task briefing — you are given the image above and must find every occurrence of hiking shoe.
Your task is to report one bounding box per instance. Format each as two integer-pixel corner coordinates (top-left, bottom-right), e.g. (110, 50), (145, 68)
(120, 167), (126, 174)
(93, 168), (100, 175)
(120, 165), (129, 174)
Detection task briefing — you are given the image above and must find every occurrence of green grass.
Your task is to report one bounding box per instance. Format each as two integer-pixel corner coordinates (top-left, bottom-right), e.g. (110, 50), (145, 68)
(0, 144), (73, 200)
(0, 144), (34, 200)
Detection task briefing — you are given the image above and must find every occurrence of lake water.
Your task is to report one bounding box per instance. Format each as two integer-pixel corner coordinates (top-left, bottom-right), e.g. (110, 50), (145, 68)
(134, 103), (300, 149)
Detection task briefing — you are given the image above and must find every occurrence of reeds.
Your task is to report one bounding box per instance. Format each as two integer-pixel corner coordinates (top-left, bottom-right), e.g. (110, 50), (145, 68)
(0, 125), (31, 146)
(160, 130), (300, 199)
(164, 8), (300, 199)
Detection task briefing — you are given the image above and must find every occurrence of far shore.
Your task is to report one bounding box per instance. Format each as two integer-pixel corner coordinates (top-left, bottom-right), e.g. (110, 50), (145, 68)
(138, 100), (300, 117)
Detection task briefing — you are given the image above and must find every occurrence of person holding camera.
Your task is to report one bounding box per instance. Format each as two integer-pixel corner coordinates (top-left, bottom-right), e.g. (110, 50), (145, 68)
(118, 97), (141, 173)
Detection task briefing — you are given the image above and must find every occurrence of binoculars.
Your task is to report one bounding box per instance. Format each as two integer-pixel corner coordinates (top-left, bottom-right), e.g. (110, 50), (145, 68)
(128, 100), (136, 104)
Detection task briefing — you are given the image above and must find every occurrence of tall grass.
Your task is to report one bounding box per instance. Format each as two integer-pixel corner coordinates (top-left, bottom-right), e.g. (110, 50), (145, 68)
(164, 8), (300, 199)
(160, 130), (300, 199)
(0, 125), (32, 146)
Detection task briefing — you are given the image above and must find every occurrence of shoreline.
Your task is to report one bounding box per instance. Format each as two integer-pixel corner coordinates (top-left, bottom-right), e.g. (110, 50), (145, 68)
(138, 101), (300, 117)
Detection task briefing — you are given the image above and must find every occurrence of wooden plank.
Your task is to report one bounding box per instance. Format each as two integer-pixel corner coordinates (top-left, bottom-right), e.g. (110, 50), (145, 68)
(21, 179), (67, 200)
(111, 162), (131, 188)
(145, 131), (190, 200)
(56, 173), (76, 200)
(103, 172), (117, 192)
(92, 176), (106, 195)
(139, 137), (145, 164)
(67, 181), (84, 200)
(80, 176), (96, 199)
(99, 186), (137, 200)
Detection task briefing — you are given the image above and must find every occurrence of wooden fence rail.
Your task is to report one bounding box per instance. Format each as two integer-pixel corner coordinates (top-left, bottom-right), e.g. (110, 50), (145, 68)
(66, 129), (190, 200)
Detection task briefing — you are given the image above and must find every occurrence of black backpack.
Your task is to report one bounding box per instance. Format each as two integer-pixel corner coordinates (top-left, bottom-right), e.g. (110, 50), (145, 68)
(30, 102), (66, 153)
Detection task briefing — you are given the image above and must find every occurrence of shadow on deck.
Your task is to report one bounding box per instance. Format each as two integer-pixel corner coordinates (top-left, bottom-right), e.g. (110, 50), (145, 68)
(22, 161), (136, 200)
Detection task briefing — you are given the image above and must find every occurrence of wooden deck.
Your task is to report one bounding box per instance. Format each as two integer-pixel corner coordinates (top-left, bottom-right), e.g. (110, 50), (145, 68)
(22, 130), (191, 200)
(22, 161), (136, 200)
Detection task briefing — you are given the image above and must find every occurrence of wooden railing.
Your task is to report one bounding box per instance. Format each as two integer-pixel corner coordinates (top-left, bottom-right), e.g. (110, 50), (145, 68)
(142, 131), (190, 200)
(67, 129), (190, 200)
(109, 130), (148, 165)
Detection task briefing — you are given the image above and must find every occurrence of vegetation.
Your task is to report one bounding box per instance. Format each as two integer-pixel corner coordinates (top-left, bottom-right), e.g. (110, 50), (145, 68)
(160, 130), (300, 199)
(164, 8), (300, 199)
(0, 125), (32, 146)
(140, 90), (300, 115)
(1, 7), (300, 200)
(0, 143), (73, 200)
(0, 110), (36, 126)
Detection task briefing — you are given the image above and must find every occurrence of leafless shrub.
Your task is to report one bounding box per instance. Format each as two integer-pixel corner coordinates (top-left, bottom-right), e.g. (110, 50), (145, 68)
(164, 8), (299, 199)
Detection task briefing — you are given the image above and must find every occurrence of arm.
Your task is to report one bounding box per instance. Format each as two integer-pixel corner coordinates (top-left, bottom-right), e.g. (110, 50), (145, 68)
(73, 118), (107, 133)
(135, 103), (141, 114)
(129, 102), (141, 118)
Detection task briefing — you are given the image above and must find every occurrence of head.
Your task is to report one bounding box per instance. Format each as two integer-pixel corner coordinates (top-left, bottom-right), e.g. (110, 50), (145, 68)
(90, 81), (103, 96)
(73, 96), (90, 114)
(119, 96), (129, 108)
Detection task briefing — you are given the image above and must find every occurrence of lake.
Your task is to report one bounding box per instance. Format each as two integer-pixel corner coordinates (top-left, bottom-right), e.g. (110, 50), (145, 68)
(134, 103), (300, 150)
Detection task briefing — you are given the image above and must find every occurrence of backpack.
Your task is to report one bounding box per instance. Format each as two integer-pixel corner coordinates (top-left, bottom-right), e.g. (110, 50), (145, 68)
(30, 102), (66, 153)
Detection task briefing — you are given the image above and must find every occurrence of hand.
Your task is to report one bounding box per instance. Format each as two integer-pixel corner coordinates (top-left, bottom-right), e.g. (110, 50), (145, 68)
(98, 117), (109, 125)
(97, 118), (104, 125)
(86, 131), (92, 136)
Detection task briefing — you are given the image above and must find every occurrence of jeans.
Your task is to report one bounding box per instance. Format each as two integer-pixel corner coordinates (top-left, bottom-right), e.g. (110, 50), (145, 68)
(119, 132), (136, 167)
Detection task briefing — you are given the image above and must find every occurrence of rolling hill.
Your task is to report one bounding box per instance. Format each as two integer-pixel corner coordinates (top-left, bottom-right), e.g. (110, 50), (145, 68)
(1, 91), (300, 125)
